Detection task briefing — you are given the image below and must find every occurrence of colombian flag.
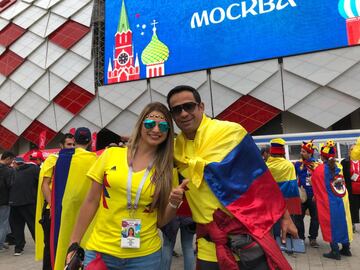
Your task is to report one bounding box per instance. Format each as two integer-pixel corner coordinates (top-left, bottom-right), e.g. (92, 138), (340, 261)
(50, 148), (97, 270)
(175, 115), (286, 238)
(312, 163), (353, 243)
(266, 157), (301, 215)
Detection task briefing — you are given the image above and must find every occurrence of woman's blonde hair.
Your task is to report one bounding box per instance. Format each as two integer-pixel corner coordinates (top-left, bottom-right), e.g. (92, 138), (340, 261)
(127, 102), (174, 220)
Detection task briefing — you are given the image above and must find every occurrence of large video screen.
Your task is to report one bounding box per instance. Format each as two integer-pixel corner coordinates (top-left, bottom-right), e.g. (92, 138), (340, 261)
(104, 0), (360, 84)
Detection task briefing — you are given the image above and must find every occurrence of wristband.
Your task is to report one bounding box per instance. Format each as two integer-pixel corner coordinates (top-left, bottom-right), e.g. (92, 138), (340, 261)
(168, 200), (183, 209)
(67, 242), (80, 255)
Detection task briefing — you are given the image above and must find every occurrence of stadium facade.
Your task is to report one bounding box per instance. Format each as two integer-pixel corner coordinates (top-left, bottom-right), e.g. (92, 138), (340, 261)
(0, 0), (359, 153)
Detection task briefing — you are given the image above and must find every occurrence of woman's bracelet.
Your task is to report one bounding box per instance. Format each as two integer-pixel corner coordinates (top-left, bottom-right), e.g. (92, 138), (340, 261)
(168, 201), (183, 209)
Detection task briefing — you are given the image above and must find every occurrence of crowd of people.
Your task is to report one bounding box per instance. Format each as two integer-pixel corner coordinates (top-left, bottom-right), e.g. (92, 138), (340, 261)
(262, 137), (360, 260)
(0, 85), (359, 270)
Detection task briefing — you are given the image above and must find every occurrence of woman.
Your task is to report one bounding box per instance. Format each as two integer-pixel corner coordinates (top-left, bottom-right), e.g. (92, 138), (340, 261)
(66, 102), (186, 270)
(312, 140), (353, 260)
(341, 144), (360, 233)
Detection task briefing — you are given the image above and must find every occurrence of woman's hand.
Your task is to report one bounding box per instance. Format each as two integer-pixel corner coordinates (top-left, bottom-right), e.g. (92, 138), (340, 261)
(65, 250), (76, 265)
(65, 242), (84, 268)
(168, 179), (189, 208)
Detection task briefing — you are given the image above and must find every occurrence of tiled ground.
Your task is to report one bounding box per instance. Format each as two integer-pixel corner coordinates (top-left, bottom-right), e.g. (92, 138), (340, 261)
(0, 216), (359, 270)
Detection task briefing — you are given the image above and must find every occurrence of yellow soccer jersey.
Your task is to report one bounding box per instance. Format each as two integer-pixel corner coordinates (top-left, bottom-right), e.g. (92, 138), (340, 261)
(85, 147), (162, 258)
(35, 153), (58, 261)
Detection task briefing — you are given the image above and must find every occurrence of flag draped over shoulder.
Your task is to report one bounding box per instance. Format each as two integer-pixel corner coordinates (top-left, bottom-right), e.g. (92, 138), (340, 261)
(174, 115), (286, 238)
(50, 148), (97, 270)
(35, 154), (58, 261)
(266, 156), (301, 215)
(312, 163), (353, 243)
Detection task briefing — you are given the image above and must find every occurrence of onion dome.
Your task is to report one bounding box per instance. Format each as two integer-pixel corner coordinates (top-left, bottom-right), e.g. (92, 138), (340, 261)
(141, 22), (169, 65)
(338, 0), (360, 19)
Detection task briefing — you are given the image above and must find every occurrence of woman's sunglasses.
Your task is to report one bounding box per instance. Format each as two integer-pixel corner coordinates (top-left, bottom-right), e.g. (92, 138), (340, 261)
(143, 119), (170, 133)
(170, 102), (198, 116)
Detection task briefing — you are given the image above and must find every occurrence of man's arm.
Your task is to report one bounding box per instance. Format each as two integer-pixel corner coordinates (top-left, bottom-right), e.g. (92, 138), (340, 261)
(6, 168), (15, 188)
(42, 177), (52, 206)
(280, 209), (299, 243)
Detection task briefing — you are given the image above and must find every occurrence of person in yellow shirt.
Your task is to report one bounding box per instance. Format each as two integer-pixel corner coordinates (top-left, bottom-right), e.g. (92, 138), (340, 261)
(167, 86), (297, 270)
(66, 102), (187, 270)
(35, 133), (75, 270)
(50, 128), (97, 270)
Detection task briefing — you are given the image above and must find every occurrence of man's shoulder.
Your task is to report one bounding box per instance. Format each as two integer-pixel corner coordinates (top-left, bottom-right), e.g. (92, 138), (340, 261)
(0, 163), (9, 172)
(210, 117), (243, 130)
(74, 148), (97, 158)
(43, 154), (58, 165)
(282, 158), (295, 167)
(294, 160), (302, 167)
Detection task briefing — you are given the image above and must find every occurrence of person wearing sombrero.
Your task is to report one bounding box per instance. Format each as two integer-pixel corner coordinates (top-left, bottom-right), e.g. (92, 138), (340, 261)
(312, 140), (353, 260)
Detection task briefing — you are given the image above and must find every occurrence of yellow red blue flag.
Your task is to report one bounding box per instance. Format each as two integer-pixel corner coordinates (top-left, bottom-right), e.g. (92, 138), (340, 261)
(50, 148), (97, 270)
(266, 156), (301, 215)
(174, 115), (286, 238)
(312, 163), (353, 243)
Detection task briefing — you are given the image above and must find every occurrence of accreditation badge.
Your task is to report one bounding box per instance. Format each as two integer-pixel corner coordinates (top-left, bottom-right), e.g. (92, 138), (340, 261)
(121, 219), (141, 248)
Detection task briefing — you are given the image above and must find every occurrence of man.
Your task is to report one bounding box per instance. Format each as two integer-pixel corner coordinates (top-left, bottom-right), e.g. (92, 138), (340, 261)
(266, 138), (301, 239)
(293, 140), (320, 248)
(167, 85), (297, 270)
(35, 133), (75, 270)
(266, 138), (301, 216)
(50, 127), (97, 270)
(9, 155), (42, 256)
(312, 140), (352, 260)
(0, 151), (15, 252)
(260, 145), (270, 162)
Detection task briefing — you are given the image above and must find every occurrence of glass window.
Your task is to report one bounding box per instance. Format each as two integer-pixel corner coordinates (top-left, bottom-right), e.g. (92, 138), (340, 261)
(288, 145), (301, 161)
(339, 142), (355, 160)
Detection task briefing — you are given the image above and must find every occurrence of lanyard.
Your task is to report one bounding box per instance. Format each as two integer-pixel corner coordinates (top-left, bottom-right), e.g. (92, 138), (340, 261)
(126, 161), (153, 214)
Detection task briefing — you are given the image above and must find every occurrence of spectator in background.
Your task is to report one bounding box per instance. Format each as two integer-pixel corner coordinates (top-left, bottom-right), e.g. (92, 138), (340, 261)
(312, 140), (353, 260)
(50, 127), (97, 270)
(293, 141), (320, 248)
(260, 145), (270, 162)
(341, 144), (360, 233)
(35, 133), (75, 270)
(0, 151), (15, 252)
(9, 154), (42, 256)
(266, 138), (301, 238)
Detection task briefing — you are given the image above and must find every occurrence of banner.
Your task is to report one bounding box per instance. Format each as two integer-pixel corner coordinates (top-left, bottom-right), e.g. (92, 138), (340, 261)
(104, 0), (360, 84)
(92, 132), (97, 152)
(39, 130), (47, 150)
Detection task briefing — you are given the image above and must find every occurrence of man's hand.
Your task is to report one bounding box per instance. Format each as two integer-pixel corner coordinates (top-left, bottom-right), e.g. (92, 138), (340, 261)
(280, 210), (299, 243)
(168, 179), (189, 208)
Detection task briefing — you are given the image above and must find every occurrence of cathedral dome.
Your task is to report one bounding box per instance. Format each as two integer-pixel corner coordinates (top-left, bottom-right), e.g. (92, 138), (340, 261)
(141, 29), (169, 65)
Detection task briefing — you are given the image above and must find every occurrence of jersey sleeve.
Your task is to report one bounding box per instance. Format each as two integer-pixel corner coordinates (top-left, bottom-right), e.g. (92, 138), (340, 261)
(87, 148), (111, 184)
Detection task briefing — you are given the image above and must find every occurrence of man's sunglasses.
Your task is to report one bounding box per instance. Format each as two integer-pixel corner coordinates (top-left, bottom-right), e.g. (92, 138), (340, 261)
(170, 102), (198, 116)
(143, 119), (170, 133)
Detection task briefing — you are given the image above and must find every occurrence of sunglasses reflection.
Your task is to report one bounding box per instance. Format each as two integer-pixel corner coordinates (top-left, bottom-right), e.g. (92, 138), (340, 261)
(143, 119), (170, 133)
